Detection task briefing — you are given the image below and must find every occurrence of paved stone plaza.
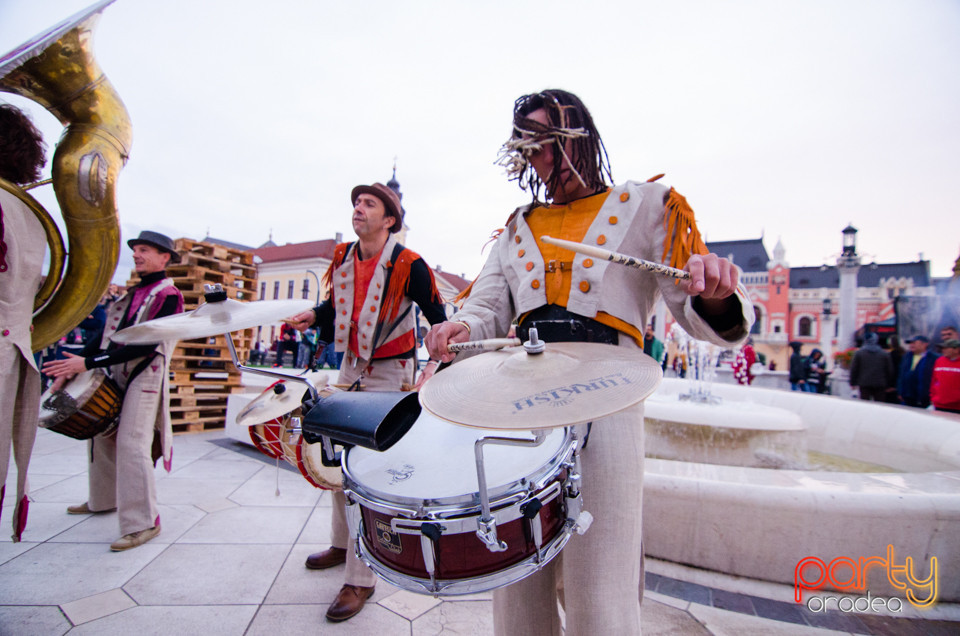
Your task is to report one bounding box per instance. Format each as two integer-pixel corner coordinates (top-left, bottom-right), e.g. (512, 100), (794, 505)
(2, 427), (957, 635)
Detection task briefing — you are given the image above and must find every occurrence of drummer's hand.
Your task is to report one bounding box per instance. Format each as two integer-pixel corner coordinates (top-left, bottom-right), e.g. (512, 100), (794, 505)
(680, 253), (739, 314)
(285, 310), (316, 333)
(412, 360), (439, 391)
(424, 321), (469, 364)
(49, 375), (68, 393)
(41, 352), (87, 380)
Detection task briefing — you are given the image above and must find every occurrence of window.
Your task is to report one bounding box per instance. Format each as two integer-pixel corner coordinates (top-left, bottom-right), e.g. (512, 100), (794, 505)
(260, 282), (266, 300)
(798, 316), (812, 337)
(302, 278), (310, 300)
(287, 281), (295, 299)
(273, 281), (280, 300)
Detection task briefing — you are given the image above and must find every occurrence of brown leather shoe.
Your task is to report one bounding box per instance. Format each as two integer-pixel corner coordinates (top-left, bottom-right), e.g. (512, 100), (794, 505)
(304, 546), (347, 570)
(325, 584), (375, 622)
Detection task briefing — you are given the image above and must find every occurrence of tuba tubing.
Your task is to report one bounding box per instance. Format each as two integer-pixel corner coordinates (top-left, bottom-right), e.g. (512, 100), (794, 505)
(0, 0), (131, 351)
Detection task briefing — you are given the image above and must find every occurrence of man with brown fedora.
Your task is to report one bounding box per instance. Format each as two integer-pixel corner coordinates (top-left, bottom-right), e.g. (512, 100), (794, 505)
(44, 229), (183, 551)
(287, 182), (447, 622)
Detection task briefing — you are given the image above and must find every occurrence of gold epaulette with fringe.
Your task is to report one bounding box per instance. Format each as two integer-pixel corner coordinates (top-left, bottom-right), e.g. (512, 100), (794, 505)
(661, 186), (708, 275)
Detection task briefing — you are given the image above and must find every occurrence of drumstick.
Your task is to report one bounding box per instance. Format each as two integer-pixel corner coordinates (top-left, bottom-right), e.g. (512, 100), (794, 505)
(447, 338), (522, 353)
(540, 235), (691, 280)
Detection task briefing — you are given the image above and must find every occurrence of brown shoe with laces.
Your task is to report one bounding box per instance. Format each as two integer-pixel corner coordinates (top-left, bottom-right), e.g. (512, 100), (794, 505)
(305, 546), (347, 570)
(325, 584), (375, 622)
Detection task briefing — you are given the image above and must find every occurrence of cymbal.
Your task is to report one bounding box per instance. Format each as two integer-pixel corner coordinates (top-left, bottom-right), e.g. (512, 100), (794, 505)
(110, 298), (315, 344)
(236, 371), (331, 426)
(420, 342), (662, 430)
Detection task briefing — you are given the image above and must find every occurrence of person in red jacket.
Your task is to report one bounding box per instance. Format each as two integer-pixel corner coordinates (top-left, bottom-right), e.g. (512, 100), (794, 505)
(930, 339), (960, 414)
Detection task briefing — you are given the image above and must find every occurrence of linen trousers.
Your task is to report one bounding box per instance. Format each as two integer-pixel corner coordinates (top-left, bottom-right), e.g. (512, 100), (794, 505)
(0, 352), (40, 541)
(87, 364), (163, 535)
(493, 360), (646, 634)
(330, 353), (416, 587)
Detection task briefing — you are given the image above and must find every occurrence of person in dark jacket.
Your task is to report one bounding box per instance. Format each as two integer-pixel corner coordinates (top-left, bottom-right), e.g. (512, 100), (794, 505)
(806, 348), (829, 394)
(849, 333), (894, 401)
(897, 335), (938, 408)
(789, 342), (811, 392)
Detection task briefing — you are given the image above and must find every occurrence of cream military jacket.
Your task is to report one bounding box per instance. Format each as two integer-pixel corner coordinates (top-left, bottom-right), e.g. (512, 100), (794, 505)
(99, 278), (181, 469)
(330, 234), (417, 358)
(0, 189), (44, 371)
(455, 181), (754, 346)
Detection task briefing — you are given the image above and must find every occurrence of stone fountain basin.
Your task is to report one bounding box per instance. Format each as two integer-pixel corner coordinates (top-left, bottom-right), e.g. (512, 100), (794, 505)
(642, 378), (960, 603)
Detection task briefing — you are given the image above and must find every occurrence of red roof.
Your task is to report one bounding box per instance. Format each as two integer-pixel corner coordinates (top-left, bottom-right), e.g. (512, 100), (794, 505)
(253, 240), (337, 263)
(435, 268), (471, 292)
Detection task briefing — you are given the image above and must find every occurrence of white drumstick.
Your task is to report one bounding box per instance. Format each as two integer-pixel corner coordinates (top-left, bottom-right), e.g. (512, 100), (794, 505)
(540, 235), (691, 280)
(447, 338), (521, 353)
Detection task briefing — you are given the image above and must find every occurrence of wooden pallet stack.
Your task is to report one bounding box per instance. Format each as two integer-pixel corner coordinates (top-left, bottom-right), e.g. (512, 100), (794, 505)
(127, 238), (259, 433)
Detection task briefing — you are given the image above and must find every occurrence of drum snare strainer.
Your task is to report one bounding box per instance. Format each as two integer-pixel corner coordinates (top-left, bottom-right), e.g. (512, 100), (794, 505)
(343, 412), (592, 596)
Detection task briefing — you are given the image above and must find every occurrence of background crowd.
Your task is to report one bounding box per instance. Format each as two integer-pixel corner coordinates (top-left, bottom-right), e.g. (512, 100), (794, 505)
(786, 326), (960, 413)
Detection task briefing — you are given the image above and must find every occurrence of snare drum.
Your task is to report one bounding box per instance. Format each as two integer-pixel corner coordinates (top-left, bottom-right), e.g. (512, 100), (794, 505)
(38, 369), (123, 440)
(343, 413), (582, 596)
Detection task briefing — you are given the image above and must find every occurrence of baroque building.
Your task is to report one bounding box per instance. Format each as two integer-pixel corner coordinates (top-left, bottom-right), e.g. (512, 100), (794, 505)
(702, 236), (937, 369)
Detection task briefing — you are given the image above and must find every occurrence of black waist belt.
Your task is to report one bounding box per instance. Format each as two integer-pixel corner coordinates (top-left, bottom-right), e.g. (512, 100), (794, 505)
(517, 305), (619, 345)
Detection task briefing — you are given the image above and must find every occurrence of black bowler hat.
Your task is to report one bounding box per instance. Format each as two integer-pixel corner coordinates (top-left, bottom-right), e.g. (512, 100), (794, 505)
(127, 230), (181, 263)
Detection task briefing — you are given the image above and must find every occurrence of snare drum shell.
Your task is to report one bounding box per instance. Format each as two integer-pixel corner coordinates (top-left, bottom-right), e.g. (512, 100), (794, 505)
(357, 479), (567, 580)
(344, 414), (576, 584)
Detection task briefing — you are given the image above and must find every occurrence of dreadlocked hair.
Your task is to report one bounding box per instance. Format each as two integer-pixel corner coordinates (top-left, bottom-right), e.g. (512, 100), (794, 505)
(499, 89), (613, 205)
(0, 104), (46, 185)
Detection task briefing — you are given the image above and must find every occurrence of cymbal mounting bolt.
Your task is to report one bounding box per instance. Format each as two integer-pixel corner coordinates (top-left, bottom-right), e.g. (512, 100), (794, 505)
(524, 327), (545, 355)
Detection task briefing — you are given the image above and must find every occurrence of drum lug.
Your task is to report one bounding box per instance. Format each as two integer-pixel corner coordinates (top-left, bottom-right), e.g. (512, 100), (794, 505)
(420, 522), (442, 586)
(520, 498), (544, 553)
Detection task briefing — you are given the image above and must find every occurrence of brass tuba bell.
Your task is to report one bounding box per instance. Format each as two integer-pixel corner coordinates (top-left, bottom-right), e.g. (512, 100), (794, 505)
(0, 0), (131, 351)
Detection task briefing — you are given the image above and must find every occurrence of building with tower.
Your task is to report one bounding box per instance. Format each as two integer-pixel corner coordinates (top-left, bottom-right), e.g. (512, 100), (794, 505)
(698, 229), (938, 370)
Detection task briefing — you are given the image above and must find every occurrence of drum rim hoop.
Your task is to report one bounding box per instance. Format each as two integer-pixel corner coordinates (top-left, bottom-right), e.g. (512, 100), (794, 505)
(342, 436), (576, 510)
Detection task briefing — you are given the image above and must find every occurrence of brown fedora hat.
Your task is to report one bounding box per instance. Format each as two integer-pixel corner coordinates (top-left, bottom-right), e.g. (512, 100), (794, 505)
(350, 183), (404, 233)
(127, 230), (181, 263)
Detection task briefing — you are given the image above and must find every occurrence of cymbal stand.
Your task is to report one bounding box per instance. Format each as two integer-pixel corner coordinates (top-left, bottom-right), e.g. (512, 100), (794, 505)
(474, 429), (549, 552)
(210, 285), (336, 461)
(473, 327), (550, 552)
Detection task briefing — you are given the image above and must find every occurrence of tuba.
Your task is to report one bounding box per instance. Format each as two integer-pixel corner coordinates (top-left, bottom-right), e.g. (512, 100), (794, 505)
(0, 0), (130, 351)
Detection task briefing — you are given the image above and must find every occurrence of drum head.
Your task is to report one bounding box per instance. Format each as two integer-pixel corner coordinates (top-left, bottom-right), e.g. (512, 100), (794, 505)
(344, 412), (568, 504)
(38, 369), (101, 424)
(298, 438), (343, 491)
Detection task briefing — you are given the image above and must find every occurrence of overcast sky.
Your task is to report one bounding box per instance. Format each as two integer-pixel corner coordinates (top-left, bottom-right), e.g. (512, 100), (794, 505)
(3, 0), (958, 286)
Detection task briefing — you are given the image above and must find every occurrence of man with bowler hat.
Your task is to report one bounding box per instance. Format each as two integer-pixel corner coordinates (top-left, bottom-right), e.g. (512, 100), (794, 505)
(44, 230), (184, 551)
(287, 182), (447, 622)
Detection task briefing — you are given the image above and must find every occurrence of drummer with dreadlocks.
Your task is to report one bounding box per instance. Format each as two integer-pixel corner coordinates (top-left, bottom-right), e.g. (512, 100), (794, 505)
(425, 89), (754, 634)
